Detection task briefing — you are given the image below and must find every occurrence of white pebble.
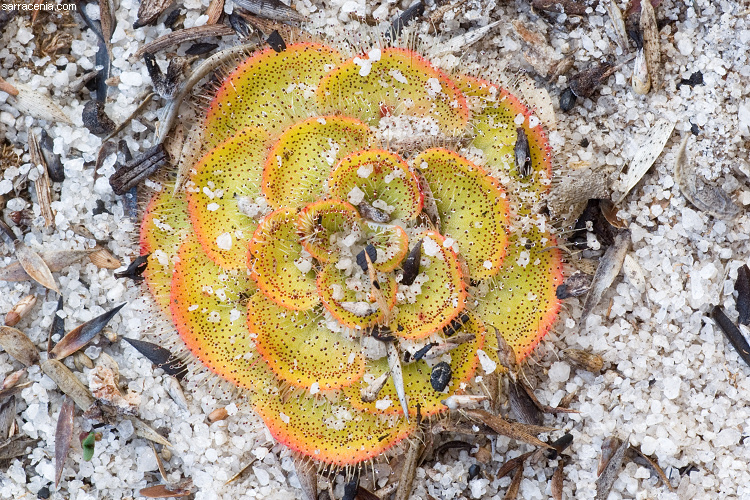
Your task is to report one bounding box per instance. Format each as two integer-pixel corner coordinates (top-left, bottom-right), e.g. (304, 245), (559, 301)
(662, 376), (681, 399)
(548, 362), (570, 383)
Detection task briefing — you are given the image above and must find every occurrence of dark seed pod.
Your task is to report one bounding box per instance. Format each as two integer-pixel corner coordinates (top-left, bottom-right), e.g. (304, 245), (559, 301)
(40, 130), (64, 182)
(468, 464), (480, 481)
(266, 30), (286, 52)
(401, 239), (422, 286)
(163, 8), (183, 30)
(546, 432), (574, 459)
(185, 42), (218, 55)
(559, 87), (577, 112)
(114, 254), (149, 284)
(358, 201), (390, 223)
(735, 265), (750, 325)
(509, 379), (543, 426)
(430, 361), (452, 391)
(370, 326), (395, 342)
(443, 312), (471, 337)
(356, 244), (378, 272)
(514, 127), (532, 177)
(82, 101), (115, 135)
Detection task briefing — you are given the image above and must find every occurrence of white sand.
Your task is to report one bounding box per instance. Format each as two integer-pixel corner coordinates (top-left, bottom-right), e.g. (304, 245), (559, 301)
(1, 0), (749, 498)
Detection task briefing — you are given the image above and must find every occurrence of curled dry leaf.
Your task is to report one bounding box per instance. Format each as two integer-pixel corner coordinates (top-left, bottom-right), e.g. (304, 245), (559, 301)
(616, 119), (674, 204)
(711, 306), (750, 369)
(49, 303), (126, 360)
(595, 437), (629, 500)
(14, 241), (60, 293)
(674, 134), (740, 220)
(0, 326), (40, 367)
(5, 294), (37, 327)
(54, 397), (75, 488)
(580, 230), (630, 324)
(139, 481), (194, 498)
(497, 451), (533, 479)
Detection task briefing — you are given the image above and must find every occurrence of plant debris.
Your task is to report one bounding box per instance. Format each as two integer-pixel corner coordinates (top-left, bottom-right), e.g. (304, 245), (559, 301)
(736, 265), (750, 325)
(49, 303), (126, 360)
(54, 397), (75, 488)
(711, 305), (750, 369)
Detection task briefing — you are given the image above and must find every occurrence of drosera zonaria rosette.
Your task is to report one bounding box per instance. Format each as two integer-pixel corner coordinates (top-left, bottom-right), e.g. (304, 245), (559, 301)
(140, 41), (563, 468)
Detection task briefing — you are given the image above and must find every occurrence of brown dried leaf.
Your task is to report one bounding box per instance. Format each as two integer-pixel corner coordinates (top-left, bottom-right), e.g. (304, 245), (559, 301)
(605, 0), (629, 52)
(497, 451), (534, 479)
(1, 368), (26, 391)
(133, 24), (235, 59)
(0, 396), (16, 440)
(551, 458), (565, 500)
(5, 294), (37, 327)
(464, 409), (554, 449)
(503, 463), (524, 500)
(41, 359), (96, 410)
(0, 326), (40, 366)
(5, 82), (71, 124)
(0, 435), (38, 460)
(55, 397), (75, 488)
(509, 379), (543, 426)
(629, 445), (675, 491)
(139, 482), (193, 498)
(88, 247), (121, 269)
(14, 241), (59, 293)
(580, 230), (630, 324)
(596, 437), (629, 500)
(49, 303), (125, 360)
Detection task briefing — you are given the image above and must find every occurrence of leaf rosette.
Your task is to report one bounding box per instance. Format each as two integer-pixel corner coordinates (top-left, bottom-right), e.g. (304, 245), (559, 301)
(141, 43), (563, 467)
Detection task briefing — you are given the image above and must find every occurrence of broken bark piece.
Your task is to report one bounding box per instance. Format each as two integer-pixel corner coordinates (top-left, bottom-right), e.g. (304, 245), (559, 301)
(232, 0), (307, 22)
(82, 100), (116, 135)
(135, 0), (176, 28)
(532, 0), (587, 15)
(109, 144), (169, 195)
(595, 437), (629, 500)
(133, 24), (235, 59)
